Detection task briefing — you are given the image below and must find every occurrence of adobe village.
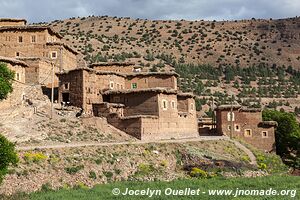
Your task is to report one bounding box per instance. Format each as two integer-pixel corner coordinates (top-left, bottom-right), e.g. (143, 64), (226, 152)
(0, 17), (296, 195)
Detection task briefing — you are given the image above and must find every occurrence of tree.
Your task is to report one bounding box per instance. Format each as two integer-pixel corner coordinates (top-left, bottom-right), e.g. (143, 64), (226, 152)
(0, 63), (15, 100)
(263, 110), (300, 168)
(0, 134), (19, 184)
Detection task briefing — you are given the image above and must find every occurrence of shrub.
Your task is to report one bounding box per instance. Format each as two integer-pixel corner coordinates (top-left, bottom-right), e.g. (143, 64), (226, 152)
(0, 134), (18, 184)
(0, 63), (15, 100)
(190, 168), (208, 178)
(65, 165), (84, 174)
(103, 171), (113, 179)
(24, 152), (47, 163)
(89, 171), (97, 179)
(137, 163), (155, 175)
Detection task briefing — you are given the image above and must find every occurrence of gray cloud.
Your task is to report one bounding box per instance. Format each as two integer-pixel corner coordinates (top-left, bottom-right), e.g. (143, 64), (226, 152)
(0, 0), (299, 23)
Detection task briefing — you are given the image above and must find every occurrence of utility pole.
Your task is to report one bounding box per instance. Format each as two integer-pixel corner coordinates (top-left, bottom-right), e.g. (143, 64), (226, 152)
(211, 96), (215, 129)
(50, 62), (54, 119)
(230, 94), (234, 139)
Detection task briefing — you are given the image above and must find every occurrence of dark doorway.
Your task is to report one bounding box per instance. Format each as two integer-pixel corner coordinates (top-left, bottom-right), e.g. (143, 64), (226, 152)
(41, 86), (58, 101)
(62, 93), (70, 102)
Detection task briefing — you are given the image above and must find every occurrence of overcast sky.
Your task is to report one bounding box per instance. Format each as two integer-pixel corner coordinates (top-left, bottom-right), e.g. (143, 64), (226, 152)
(0, 0), (299, 23)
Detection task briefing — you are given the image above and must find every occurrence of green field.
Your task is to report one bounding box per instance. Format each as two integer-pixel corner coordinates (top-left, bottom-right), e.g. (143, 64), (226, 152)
(4, 175), (299, 200)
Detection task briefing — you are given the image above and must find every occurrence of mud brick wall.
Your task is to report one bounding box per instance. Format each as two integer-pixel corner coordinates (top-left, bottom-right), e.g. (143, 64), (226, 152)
(0, 29), (58, 57)
(5, 62), (26, 83)
(0, 21), (26, 27)
(46, 44), (77, 70)
(92, 64), (136, 73)
(125, 75), (177, 90)
(109, 92), (159, 116)
(58, 70), (84, 108)
(84, 73), (125, 112)
(0, 29), (77, 71)
(107, 114), (142, 139)
(23, 59), (59, 87)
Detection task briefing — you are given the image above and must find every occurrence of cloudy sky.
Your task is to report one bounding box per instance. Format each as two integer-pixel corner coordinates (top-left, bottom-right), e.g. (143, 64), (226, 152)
(0, 0), (299, 23)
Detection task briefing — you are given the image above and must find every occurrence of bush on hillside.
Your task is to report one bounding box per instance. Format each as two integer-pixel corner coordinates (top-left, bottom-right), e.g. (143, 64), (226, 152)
(0, 134), (19, 184)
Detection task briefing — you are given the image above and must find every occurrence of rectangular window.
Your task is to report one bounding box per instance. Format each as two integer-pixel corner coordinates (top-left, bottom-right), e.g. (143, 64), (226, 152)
(162, 100), (168, 110)
(244, 129), (252, 137)
(171, 101), (176, 109)
(131, 83), (137, 89)
(50, 51), (57, 59)
(235, 124), (240, 131)
(16, 73), (20, 81)
(190, 103), (194, 111)
(64, 83), (69, 90)
(262, 131), (268, 138)
(109, 81), (114, 89)
(227, 112), (235, 121)
(228, 125), (231, 131)
(16, 52), (20, 57)
(18, 36), (23, 43)
(31, 35), (36, 43)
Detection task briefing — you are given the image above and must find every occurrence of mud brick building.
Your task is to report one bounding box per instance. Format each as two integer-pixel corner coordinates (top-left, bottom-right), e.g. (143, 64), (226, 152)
(57, 64), (198, 140)
(216, 105), (277, 151)
(0, 18), (79, 99)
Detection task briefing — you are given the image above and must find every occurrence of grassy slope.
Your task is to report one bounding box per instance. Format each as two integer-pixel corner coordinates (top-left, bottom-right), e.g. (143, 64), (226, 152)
(24, 176), (299, 200)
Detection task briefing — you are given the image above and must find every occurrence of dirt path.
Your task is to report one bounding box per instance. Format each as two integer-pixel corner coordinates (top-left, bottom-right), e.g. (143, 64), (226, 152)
(228, 139), (257, 165)
(17, 136), (257, 165)
(17, 136), (227, 150)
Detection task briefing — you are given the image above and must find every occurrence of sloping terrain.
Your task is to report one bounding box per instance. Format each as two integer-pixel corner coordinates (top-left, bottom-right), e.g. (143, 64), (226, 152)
(50, 16), (300, 69)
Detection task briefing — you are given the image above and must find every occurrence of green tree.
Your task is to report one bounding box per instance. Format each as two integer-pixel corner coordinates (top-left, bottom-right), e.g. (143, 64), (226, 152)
(0, 63), (15, 100)
(263, 110), (300, 168)
(0, 134), (19, 184)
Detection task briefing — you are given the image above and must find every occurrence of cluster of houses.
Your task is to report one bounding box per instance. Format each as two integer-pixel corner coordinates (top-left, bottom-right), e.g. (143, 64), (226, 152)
(0, 18), (277, 151)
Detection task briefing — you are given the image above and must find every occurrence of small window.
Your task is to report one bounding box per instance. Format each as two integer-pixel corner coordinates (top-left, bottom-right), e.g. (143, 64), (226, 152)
(131, 83), (137, 89)
(64, 83), (69, 90)
(235, 124), (240, 131)
(18, 36), (23, 43)
(16, 52), (20, 57)
(262, 131), (268, 138)
(109, 81), (114, 89)
(227, 112), (235, 121)
(50, 51), (57, 59)
(16, 73), (20, 81)
(116, 83), (120, 89)
(171, 101), (176, 109)
(162, 100), (168, 110)
(228, 125), (231, 131)
(31, 35), (36, 43)
(244, 129), (252, 137)
(190, 103), (194, 111)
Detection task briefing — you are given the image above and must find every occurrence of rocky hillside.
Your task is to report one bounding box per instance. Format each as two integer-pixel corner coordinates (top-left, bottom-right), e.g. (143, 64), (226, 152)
(50, 16), (300, 69)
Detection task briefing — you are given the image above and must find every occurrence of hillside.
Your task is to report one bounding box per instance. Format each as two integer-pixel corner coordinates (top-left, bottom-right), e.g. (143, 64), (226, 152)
(50, 16), (300, 69)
